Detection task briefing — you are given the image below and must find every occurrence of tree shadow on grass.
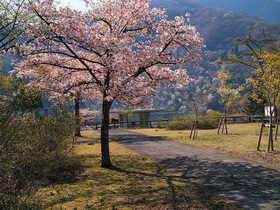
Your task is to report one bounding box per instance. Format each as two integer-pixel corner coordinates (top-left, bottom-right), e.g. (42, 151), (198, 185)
(76, 140), (99, 145)
(40, 157), (240, 209)
(111, 134), (168, 144)
(75, 134), (101, 145)
(106, 162), (240, 209)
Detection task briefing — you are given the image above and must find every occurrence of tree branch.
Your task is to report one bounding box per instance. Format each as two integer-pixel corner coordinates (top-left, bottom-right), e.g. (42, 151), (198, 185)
(31, 8), (104, 87)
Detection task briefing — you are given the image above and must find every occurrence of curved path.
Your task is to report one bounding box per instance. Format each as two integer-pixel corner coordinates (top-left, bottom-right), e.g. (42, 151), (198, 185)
(109, 129), (280, 210)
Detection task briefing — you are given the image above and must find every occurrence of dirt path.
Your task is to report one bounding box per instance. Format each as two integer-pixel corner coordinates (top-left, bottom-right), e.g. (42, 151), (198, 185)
(109, 129), (280, 210)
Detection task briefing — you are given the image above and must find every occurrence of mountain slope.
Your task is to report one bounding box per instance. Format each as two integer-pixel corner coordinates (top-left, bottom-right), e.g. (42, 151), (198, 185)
(151, 0), (280, 51)
(149, 0), (280, 113)
(195, 0), (280, 23)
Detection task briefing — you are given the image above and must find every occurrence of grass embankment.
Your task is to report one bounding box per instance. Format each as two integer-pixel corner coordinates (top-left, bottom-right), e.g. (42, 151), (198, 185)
(33, 130), (240, 209)
(134, 123), (280, 167)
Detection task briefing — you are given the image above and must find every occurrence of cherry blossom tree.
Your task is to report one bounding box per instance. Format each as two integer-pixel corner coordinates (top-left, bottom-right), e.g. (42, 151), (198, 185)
(10, 0), (204, 167)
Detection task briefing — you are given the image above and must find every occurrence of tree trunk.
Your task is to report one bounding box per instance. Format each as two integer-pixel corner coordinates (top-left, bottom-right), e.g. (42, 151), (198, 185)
(194, 106), (198, 139)
(222, 106), (228, 134)
(74, 95), (81, 137)
(225, 106), (228, 134)
(101, 99), (113, 168)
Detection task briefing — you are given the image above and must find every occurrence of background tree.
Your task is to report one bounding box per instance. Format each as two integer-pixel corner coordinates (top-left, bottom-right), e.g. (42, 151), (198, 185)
(11, 0), (204, 167)
(12, 62), (99, 137)
(224, 37), (277, 65)
(0, 69), (42, 111)
(221, 37), (279, 151)
(212, 70), (243, 134)
(0, 0), (36, 51)
(227, 96), (248, 116)
(186, 86), (202, 139)
(247, 49), (280, 152)
(244, 92), (263, 116)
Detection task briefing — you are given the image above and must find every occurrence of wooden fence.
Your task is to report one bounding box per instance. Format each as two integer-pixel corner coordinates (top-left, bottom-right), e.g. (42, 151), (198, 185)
(84, 115), (270, 130)
(84, 119), (169, 130)
(221, 115), (276, 124)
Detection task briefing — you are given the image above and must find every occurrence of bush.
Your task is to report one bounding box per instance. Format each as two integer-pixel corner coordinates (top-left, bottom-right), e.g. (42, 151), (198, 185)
(166, 111), (222, 130)
(197, 111), (223, 129)
(0, 105), (81, 208)
(154, 117), (168, 128)
(166, 115), (193, 130)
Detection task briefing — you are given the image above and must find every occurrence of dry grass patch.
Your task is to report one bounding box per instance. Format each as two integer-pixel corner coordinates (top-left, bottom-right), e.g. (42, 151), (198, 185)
(32, 130), (241, 209)
(134, 123), (280, 167)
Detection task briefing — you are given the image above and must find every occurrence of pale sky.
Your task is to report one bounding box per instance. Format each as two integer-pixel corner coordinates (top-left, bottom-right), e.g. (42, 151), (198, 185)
(58, 0), (98, 11)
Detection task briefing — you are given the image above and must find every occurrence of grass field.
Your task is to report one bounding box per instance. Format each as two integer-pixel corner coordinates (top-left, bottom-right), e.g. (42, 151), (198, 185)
(133, 123), (280, 167)
(32, 130), (241, 209)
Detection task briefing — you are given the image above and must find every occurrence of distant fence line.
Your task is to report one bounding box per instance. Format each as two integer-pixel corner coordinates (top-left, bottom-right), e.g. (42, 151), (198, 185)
(83, 115), (269, 130)
(221, 115), (272, 124)
(83, 119), (169, 130)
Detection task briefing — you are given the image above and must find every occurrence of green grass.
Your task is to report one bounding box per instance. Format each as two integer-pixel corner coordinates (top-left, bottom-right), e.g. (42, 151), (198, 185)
(31, 130), (241, 209)
(133, 123), (280, 167)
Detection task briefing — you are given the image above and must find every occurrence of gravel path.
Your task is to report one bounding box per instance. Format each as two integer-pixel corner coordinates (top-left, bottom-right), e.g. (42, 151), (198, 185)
(109, 129), (280, 210)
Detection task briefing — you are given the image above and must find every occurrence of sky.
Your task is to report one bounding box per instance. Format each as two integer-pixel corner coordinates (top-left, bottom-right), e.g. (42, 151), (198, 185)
(58, 0), (97, 11)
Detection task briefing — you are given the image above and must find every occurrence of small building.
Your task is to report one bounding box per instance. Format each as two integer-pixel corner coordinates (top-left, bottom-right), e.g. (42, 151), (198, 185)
(116, 109), (173, 128)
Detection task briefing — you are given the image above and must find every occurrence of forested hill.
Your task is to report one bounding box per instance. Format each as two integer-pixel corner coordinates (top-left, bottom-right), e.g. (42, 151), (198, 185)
(150, 0), (280, 51)
(195, 0), (280, 24)
(149, 0), (280, 113)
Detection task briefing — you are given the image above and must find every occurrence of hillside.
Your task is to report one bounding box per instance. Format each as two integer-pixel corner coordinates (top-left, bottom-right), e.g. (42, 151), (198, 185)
(151, 0), (280, 24)
(195, 0), (280, 24)
(151, 0), (280, 51)
(150, 0), (280, 114)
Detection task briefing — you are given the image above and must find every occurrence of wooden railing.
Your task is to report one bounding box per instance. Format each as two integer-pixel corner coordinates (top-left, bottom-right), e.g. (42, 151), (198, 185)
(83, 115), (273, 130)
(84, 119), (169, 130)
(220, 115), (276, 124)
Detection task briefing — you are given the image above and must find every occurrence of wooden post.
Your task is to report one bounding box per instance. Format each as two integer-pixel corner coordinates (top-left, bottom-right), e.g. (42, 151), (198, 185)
(257, 123), (264, 151)
(217, 117), (223, 134)
(225, 118), (228, 134)
(271, 128), (274, 151)
(269, 125), (274, 152)
(189, 121), (195, 139)
(221, 107), (228, 134)
(267, 104), (274, 152)
(189, 121), (198, 139)
(221, 119), (225, 134)
(194, 121), (198, 140)
(275, 119), (279, 141)
(193, 121), (196, 140)
(221, 117), (227, 134)
(267, 125), (272, 152)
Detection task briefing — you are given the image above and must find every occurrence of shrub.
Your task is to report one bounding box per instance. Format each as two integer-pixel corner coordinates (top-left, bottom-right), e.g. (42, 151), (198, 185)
(166, 115), (193, 130)
(0, 104), (81, 208)
(197, 111), (223, 129)
(166, 111), (222, 130)
(154, 117), (168, 128)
